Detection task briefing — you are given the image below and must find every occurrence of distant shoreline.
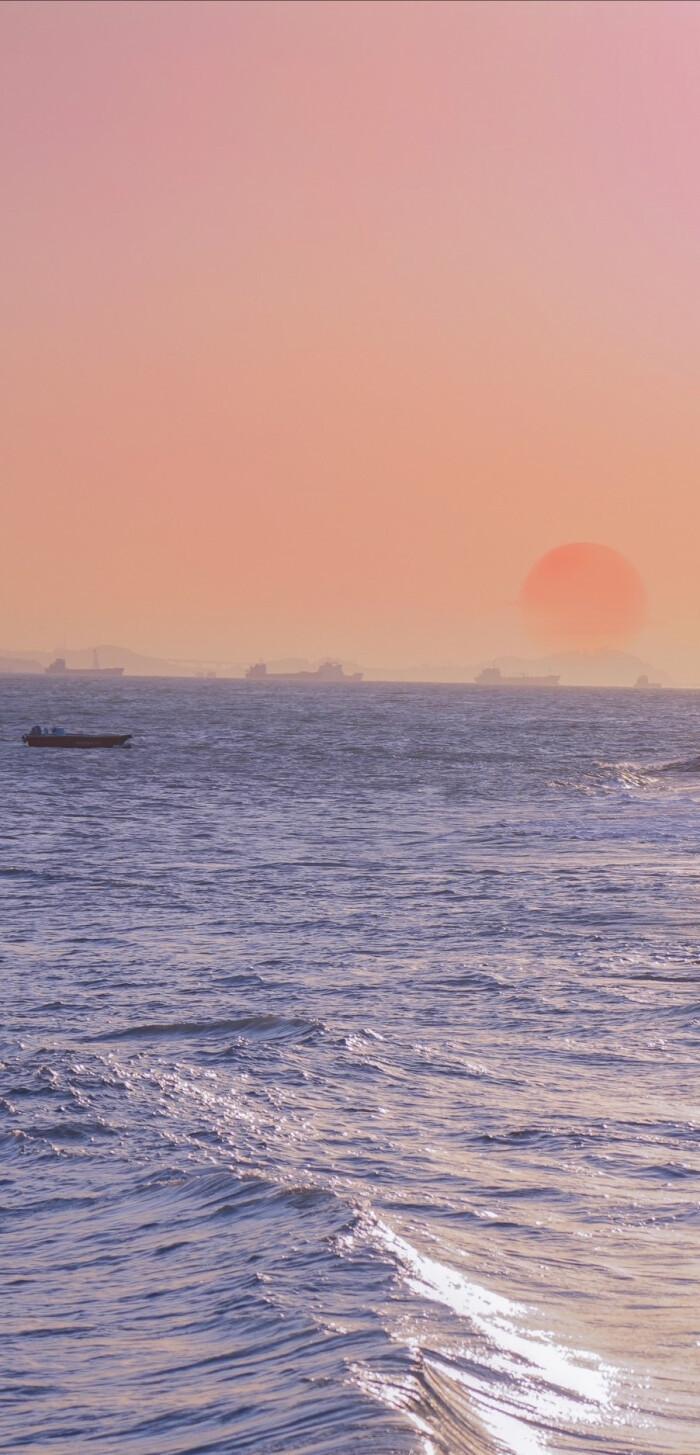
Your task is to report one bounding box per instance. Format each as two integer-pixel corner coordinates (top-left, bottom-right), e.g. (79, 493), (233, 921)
(1, 670), (693, 692)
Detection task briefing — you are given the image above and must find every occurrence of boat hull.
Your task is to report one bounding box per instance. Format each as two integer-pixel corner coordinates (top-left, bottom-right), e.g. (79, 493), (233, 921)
(23, 734), (131, 749)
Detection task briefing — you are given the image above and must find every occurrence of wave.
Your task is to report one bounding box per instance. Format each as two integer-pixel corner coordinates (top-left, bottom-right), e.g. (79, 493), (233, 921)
(88, 1013), (324, 1045)
(18, 1116), (117, 1143)
(349, 1216), (631, 1455)
(657, 753), (700, 775)
(2, 1158), (419, 1455)
(26, 1044), (632, 1454)
(2, 1036), (656, 1455)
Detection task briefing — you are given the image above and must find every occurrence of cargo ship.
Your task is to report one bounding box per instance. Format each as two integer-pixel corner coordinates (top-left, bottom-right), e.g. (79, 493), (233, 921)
(45, 653), (124, 678)
(475, 667), (559, 687)
(246, 660), (362, 682)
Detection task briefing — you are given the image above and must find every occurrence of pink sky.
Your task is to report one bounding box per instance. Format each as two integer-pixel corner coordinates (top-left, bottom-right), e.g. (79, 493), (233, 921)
(2, 1), (700, 674)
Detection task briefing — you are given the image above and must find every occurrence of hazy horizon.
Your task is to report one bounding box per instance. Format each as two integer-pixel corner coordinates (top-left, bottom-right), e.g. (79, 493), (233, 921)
(0, 636), (684, 689)
(4, 2), (700, 678)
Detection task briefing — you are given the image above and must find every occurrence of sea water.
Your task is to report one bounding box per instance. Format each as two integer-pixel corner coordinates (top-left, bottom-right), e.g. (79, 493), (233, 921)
(2, 677), (698, 1454)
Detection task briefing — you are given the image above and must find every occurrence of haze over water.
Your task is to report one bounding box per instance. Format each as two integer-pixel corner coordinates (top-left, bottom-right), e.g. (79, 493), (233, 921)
(4, 1), (700, 679)
(2, 677), (698, 1455)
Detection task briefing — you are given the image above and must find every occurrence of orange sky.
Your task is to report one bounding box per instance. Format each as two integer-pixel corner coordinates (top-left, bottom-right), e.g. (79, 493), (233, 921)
(2, 1), (700, 675)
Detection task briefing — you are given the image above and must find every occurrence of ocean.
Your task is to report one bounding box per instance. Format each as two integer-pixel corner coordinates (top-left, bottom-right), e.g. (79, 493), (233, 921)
(2, 676), (698, 1455)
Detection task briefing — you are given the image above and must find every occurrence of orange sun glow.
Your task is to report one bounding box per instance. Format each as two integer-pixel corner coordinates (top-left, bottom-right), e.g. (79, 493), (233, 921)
(520, 543), (646, 651)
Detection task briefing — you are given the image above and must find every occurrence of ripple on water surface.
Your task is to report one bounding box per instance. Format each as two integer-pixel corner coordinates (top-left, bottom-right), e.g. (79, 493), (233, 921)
(2, 678), (699, 1453)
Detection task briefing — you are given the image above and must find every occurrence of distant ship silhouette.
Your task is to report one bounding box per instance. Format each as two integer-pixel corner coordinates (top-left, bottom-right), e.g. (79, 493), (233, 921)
(246, 660), (362, 682)
(475, 667), (559, 687)
(46, 651), (124, 678)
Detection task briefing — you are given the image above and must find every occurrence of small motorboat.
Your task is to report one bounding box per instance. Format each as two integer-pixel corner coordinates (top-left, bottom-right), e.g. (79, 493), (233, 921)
(22, 726), (131, 749)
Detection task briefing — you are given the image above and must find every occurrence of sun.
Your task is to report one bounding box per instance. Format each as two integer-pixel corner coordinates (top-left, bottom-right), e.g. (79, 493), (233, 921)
(519, 543), (646, 651)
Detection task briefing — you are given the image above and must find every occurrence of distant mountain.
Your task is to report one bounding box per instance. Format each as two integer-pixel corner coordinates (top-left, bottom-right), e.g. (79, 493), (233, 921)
(362, 663), (473, 682)
(0, 644), (195, 677)
(0, 653), (41, 674)
(483, 651), (669, 688)
(57, 644), (186, 676)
